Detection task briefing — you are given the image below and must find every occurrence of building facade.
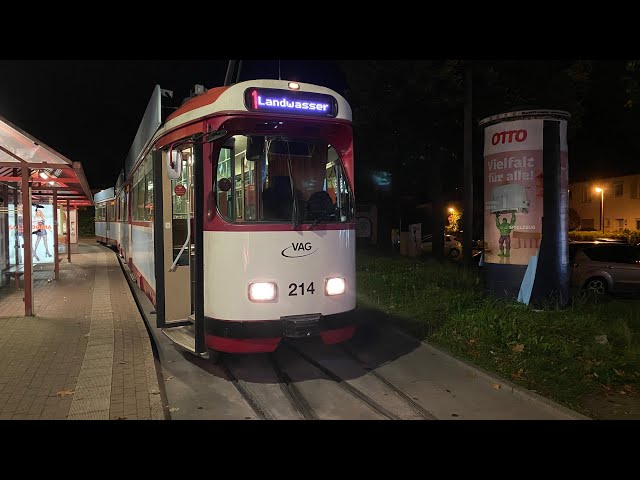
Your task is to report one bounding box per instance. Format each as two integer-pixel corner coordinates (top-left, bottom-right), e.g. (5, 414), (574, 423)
(569, 174), (640, 231)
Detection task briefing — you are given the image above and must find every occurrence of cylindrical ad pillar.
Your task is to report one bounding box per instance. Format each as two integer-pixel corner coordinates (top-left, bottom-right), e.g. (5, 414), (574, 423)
(479, 110), (570, 306)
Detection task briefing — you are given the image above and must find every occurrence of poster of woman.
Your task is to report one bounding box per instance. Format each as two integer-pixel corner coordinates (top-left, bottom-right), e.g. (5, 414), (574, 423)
(32, 204), (53, 264)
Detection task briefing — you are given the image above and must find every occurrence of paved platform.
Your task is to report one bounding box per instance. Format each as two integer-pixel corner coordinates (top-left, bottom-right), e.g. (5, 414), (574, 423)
(0, 239), (164, 420)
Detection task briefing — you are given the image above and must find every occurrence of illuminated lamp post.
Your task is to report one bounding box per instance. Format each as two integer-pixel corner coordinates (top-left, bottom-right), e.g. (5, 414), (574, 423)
(595, 187), (604, 233)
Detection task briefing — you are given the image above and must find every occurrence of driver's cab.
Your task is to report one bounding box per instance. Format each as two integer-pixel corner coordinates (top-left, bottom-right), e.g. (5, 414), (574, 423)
(214, 133), (352, 226)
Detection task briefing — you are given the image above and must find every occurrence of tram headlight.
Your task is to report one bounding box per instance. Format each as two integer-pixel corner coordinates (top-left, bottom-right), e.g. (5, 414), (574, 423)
(248, 282), (278, 302)
(325, 277), (346, 296)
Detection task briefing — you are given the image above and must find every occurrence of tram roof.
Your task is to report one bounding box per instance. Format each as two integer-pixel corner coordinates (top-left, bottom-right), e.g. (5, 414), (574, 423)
(0, 114), (93, 206)
(163, 79), (353, 130)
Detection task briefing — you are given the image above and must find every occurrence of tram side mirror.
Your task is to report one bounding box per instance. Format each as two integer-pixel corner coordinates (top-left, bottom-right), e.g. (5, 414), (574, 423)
(167, 149), (182, 180)
(246, 136), (264, 162)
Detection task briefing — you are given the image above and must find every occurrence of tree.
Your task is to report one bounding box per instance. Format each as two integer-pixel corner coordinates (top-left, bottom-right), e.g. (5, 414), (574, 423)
(568, 208), (581, 231)
(445, 209), (462, 234)
(338, 60), (601, 249)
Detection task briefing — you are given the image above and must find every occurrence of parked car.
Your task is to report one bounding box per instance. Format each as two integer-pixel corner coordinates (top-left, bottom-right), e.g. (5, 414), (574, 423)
(594, 237), (628, 243)
(421, 234), (462, 258)
(570, 242), (640, 295)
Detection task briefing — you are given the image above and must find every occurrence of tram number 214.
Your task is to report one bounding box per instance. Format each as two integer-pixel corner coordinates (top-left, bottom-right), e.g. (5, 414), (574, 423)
(289, 282), (315, 296)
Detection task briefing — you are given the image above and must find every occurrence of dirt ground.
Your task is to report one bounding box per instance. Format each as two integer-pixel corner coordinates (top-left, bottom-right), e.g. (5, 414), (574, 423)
(581, 391), (640, 420)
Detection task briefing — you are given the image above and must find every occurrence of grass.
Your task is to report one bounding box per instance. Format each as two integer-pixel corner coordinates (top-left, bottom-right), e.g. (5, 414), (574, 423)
(356, 248), (640, 415)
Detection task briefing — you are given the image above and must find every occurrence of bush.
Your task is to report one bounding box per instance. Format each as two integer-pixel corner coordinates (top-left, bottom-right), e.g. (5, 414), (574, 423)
(78, 207), (95, 238)
(568, 208), (581, 231)
(568, 230), (637, 242)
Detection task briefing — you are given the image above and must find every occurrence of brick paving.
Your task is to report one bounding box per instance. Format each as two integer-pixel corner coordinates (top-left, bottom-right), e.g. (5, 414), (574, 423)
(0, 239), (164, 420)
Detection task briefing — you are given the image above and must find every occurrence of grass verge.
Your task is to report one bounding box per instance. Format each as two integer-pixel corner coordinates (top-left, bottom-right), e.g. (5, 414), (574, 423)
(356, 248), (640, 416)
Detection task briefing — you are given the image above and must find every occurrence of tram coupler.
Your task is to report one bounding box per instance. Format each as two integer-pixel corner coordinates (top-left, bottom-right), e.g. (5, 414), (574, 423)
(281, 313), (322, 338)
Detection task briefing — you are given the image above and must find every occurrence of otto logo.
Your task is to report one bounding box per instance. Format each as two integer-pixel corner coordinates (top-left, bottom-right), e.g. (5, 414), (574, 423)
(281, 242), (317, 258)
(491, 130), (527, 145)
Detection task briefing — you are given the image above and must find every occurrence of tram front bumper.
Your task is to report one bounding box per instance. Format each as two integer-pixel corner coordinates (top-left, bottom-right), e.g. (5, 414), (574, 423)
(203, 310), (358, 352)
(204, 310), (357, 339)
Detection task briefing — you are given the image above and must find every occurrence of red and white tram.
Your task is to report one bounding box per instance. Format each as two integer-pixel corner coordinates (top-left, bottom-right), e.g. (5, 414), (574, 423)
(95, 79), (356, 359)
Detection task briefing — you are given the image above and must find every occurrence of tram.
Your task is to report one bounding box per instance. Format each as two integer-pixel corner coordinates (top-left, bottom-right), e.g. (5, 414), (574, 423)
(95, 78), (357, 360)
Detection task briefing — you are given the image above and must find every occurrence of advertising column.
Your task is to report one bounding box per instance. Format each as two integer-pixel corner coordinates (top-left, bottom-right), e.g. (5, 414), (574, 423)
(480, 110), (570, 303)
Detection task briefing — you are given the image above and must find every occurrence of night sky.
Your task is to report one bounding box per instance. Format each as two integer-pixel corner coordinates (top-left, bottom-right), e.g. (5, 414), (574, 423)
(0, 60), (346, 191)
(0, 60), (637, 196)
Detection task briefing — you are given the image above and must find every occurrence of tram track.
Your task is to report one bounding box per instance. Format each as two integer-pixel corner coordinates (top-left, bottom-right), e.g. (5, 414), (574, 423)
(219, 358), (273, 420)
(268, 353), (318, 420)
(220, 339), (438, 420)
(337, 343), (438, 420)
(281, 343), (401, 420)
(284, 342), (437, 420)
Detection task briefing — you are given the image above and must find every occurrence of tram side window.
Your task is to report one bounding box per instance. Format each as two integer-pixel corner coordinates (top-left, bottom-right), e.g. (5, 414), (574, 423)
(132, 154), (154, 222)
(145, 155), (154, 221)
(131, 167), (145, 221)
(107, 201), (115, 222)
(118, 192), (126, 222)
(216, 147), (233, 219)
(95, 204), (104, 222)
(215, 137), (258, 222)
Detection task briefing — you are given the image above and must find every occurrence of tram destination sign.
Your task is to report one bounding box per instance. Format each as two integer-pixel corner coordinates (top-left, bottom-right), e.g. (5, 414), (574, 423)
(244, 88), (338, 117)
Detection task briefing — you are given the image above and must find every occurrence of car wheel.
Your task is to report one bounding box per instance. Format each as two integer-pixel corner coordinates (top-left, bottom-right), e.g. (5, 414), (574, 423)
(584, 277), (608, 295)
(448, 248), (460, 258)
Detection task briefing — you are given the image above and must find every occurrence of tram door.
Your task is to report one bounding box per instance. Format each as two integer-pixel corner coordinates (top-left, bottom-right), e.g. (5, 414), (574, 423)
(105, 201), (112, 241)
(122, 186), (130, 260)
(162, 144), (194, 323)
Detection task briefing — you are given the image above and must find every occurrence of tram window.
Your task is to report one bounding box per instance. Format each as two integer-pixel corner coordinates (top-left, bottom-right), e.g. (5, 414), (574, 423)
(144, 156), (154, 221)
(170, 145), (194, 251)
(215, 135), (354, 223)
(118, 192), (126, 222)
(132, 153), (154, 222)
(133, 165), (144, 221)
(171, 145), (193, 219)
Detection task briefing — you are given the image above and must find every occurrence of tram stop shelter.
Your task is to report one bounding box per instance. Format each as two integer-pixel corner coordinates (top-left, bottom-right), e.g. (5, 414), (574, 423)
(0, 114), (93, 316)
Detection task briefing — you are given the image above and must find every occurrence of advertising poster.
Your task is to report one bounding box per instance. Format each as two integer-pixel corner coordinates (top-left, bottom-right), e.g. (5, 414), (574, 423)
(483, 119), (544, 265)
(8, 204), (55, 265)
(70, 208), (78, 243)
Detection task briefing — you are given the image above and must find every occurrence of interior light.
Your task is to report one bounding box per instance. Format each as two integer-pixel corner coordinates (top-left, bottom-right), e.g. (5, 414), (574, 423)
(288, 82), (301, 90)
(39, 170), (49, 179)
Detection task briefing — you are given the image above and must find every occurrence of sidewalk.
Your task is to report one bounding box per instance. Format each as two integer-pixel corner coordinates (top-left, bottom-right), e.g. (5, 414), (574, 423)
(0, 239), (164, 420)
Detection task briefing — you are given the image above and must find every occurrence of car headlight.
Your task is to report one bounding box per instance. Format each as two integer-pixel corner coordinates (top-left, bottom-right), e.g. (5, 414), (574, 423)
(325, 277), (346, 296)
(248, 282), (278, 302)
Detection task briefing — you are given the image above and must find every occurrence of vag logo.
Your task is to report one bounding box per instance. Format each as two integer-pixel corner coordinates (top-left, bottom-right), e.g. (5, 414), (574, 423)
(281, 242), (317, 258)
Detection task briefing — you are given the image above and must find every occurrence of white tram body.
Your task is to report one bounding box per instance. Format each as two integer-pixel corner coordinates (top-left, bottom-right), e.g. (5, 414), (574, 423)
(95, 79), (357, 355)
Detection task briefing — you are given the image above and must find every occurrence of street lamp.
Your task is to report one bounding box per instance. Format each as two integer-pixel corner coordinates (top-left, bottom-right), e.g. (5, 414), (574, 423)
(595, 187), (604, 232)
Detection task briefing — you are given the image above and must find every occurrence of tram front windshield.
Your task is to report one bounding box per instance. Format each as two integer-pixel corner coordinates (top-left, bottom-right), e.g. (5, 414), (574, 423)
(215, 135), (354, 224)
